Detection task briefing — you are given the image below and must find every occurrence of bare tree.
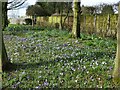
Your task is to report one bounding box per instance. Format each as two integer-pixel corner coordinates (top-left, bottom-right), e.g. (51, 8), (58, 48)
(8, 0), (27, 10)
(113, 2), (119, 13)
(2, 0), (27, 29)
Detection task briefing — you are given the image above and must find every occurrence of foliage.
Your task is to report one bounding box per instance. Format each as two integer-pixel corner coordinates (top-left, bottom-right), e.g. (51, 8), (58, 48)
(81, 3), (114, 15)
(3, 25), (116, 88)
(35, 2), (56, 15)
(81, 5), (96, 15)
(26, 1), (73, 18)
(101, 4), (114, 14)
(26, 5), (50, 16)
(35, 2), (72, 15)
(4, 24), (43, 35)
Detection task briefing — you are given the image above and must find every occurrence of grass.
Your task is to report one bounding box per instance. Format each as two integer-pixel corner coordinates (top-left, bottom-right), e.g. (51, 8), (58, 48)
(3, 25), (116, 88)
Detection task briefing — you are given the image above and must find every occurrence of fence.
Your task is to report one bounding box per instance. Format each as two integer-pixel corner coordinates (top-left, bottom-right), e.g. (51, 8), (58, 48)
(36, 14), (118, 37)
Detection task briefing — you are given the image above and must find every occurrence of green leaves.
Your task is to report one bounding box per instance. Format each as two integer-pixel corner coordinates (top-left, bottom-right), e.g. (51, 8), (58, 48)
(3, 25), (116, 88)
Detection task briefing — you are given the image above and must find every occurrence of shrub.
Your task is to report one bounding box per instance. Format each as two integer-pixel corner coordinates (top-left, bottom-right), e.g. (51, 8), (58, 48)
(25, 18), (32, 25)
(55, 23), (59, 29)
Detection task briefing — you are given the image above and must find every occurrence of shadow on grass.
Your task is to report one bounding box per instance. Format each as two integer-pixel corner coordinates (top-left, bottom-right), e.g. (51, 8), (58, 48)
(4, 50), (115, 72)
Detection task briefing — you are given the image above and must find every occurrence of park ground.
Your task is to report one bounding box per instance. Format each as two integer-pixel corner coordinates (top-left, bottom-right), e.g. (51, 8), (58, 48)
(2, 25), (116, 88)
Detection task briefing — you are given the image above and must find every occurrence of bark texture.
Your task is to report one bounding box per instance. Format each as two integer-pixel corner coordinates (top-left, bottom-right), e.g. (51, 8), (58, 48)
(0, 1), (2, 88)
(72, 0), (81, 38)
(113, 2), (120, 86)
(1, 2), (11, 71)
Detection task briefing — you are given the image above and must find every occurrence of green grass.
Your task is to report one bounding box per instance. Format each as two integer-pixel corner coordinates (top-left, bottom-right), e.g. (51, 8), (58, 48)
(3, 25), (116, 88)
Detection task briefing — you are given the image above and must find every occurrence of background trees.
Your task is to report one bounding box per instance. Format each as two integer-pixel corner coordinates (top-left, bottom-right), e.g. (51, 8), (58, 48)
(26, 4), (51, 26)
(26, 5), (51, 17)
(26, 1), (73, 29)
(81, 3), (115, 15)
(35, 2), (56, 15)
(81, 5), (96, 15)
(101, 4), (114, 14)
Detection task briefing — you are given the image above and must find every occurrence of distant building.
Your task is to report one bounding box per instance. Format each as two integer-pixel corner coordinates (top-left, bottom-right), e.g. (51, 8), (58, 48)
(9, 16), (29, 24)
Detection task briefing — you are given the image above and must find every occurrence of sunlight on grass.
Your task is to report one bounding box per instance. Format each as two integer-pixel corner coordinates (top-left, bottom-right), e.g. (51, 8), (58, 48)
(3, 25), (116, 88)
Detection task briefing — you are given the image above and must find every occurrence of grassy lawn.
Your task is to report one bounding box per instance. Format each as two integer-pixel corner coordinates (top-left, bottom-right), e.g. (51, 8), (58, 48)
(3, 25), (116, 88)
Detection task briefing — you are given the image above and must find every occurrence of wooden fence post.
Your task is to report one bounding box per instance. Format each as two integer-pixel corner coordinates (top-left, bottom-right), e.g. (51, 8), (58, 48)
(52, 16), (53, 27)
(115, 15), (118, 37)
(83, 15), (86, 33)
(93, 14), (97, 34)
(96, 15), (99, 34)
(106, 14), (110, 36)
(67, 15), (69, 30)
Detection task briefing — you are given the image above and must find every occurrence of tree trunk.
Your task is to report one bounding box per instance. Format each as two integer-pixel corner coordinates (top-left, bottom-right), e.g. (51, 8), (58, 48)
(2, 35), (11, 70)
(63, 2), (70, 30)
(59, 10), (63, 30)
(32, 16), (34, 27)
(0, 1), (2, 88)
(113, 2), (120, 86)
(83, 15), (86, 33)
(72, 0), (81, 38)
(105, 14), (110, 37)
(1, 1), (11, 71)
(93, 14), (97, 33)
(2, 2), (8, 30)
(59, 2), (63, 30)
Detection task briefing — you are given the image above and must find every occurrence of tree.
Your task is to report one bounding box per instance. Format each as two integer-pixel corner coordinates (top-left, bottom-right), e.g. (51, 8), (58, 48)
(26, 4), (51, 26)
(101, 4), (114, 14)
(35, 1), (72, 29)
(72, 0), (81, 38)
(54, 2), (68, 30)
(0, 1), (2, 88)
(58, 2), (72, 30)
(35, 2), (56, 15)
(26, 5), (50, 16)
(8, 0), (27, 10)
(2, 2), (8, 30)
(0, 1), (27, 87)
(2, 0), (27, 29)
(113, 2), (120, 86)
(94, 3), (114, 14)
(1, 0), (27, 71)
(81, 5), (96, 15)
(113, 2), (119, 13)
(0, 1), (12, 88)
(1, 1), (11, 71)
